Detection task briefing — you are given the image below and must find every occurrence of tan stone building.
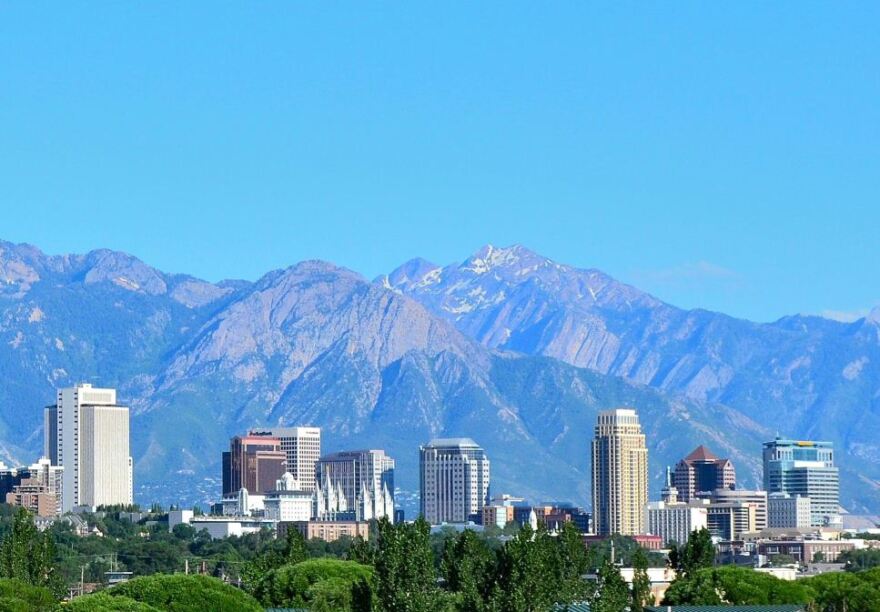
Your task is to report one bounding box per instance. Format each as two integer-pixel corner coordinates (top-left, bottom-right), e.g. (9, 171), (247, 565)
(591, 408), (648, 535)
(281, 520), (370, 543)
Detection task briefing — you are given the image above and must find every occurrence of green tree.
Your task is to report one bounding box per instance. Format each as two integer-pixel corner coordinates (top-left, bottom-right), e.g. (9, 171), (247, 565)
(348, 535), (376, 565)
(839, 548), (880, 571)
(441, 529), (494, 611)
(804, 570), (880, 612)
(662, 569), (722, 605)
(556, 521), (590, 605)
(0, 578), (58, 612)
(351, 576), (374, 612)
(590, 559), (629, 612)
(65, 591), (161, 611)
(374, 517), (437, 612)
(669, 528), (715, 578)
(253, 558), (374, 611)
(769, 553), (798, 566)
(490, 524), (558, 611)
(284, 526), (309, 564)
(0, 508), (63, 597)
(663, 566), (813, 606)
(109, 574), (262, 611)
(630, 547), (654, 611)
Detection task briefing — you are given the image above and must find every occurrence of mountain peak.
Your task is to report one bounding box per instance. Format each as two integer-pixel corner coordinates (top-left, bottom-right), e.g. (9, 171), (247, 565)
(463, 244), (550, 275)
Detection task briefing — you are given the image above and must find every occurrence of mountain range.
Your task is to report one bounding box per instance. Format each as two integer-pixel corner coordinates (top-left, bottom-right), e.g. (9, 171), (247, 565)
(1, 240), (877, 513)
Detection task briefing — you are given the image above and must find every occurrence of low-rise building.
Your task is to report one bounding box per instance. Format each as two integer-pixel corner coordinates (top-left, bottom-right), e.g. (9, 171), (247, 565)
(281, 520), (369, 543)
(263, 473), (313, 522)
(646, 500), (709, 546)
(4, 458), (64, 517)
(189, 516), (276, 539)
(701, 489), (768, 531)
(768, 493), (812, 529)
(706, 501), (757, 540)
(482, 504), (515, 528)
(757, 539), (856, 563)
(619, 567), (677, 605)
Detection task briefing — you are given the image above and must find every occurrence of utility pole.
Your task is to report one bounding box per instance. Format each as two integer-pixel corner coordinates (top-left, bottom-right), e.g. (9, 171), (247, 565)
(80, 565), (85, 597)
(185, 558), (189, 575)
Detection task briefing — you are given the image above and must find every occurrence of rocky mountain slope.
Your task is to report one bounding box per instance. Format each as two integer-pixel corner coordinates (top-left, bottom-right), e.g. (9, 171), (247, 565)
(0, 240), (876, 512)
(381, 245), (880, 511)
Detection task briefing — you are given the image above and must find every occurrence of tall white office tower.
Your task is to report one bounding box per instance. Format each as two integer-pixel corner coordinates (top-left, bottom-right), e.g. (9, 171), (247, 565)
(259, 427), (322, 492)
(45, 384), (133, 512)
(420, 438), (490, 525)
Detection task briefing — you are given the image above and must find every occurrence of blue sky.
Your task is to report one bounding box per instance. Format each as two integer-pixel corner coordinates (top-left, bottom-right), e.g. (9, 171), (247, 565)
(1, 3), (877, 322)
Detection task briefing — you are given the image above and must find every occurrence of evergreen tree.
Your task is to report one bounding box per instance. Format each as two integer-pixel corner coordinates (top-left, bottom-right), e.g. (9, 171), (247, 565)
(490, 524), (558, 611)
(284, 526), (309, 564)
(351, 576), (374, 612)
(556, 521), (590, 605)
(670, 528), (715, 578)
(590, 559), (629, 612)
(441, 529), (494, 611)
(0, 508), (63, 597)
(374, 517), (437, 611)
(630, 547), (654, 611)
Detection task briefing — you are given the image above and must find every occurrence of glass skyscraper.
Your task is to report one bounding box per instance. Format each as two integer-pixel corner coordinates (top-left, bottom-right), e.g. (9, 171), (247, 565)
(762, 437), (839, 527)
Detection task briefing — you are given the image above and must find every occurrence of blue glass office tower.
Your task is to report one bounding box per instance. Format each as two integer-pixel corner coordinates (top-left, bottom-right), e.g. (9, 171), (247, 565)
(762, 438), (839, 527)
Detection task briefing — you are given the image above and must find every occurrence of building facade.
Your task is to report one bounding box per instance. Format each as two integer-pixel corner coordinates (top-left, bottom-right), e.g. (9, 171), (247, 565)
(646, 501), (709, 546)
(45, 384), (132, 511)
(420, 438), (490, 524)
(673, 445), (736, 502)
(281, 519), (370, 543)
(256, 427), (321, 492)
(706, 501), (756, 540)
(763, 438), (840, 526)
(315, 449), (395, 521)
(222, 433), (287, 496)
(5, 457), (64, 517)
(592, 408), (649, 535)
(263, 473), (313, 522)
(701, 488), (768, 531)
(768, 492), (812, 529)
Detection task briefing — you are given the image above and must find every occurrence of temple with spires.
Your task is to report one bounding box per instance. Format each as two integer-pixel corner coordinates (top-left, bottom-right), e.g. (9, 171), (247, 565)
(314, 449), (396, 522)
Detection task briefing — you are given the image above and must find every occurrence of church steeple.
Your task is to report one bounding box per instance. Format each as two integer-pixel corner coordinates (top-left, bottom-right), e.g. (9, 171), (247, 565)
(661, 466), (679, 503)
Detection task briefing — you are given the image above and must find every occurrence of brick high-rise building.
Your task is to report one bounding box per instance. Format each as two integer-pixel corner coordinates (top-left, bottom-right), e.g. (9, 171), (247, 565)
(222, 433), (287, 496)
(673, 445), (736, 502)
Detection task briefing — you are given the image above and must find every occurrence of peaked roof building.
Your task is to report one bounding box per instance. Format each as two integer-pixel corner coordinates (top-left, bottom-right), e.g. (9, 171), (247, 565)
(673, 445), (736, 502)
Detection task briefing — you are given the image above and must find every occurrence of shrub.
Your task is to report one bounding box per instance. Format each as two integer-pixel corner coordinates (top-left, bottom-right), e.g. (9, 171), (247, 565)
(108, 574), (261, 611)
(65, 591), (161, 611)
(0, 578), (57, 612)
(254, 558), (374, 610)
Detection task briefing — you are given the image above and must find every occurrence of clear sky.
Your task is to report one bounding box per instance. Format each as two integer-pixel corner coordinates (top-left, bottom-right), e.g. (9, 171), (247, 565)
(1, 3), (877, 322)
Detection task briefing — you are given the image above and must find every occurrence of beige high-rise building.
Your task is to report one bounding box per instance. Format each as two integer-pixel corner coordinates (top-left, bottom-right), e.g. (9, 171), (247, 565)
(592, 408), (648, 535)
(420, 438), (490, 525)
(258, 427), (321, 492)
(45, 384), (133, 512)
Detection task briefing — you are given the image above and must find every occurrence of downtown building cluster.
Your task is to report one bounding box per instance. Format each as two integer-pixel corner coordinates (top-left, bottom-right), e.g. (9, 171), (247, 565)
(411, 407), (851, 572)
(12, 381), (853, 572)
(171, 426), (399, 542)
